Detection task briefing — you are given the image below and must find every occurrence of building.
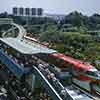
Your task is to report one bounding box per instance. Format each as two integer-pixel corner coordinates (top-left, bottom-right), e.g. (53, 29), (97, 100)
(19, 8), (24, 16)
(12, 7), (43, 17)
(13, 7), (18, 16)
(31, 8), (36, 16)
(37, 8), (43, 16)
(0, 18), (13, 24)
(44, 13), (66, 21)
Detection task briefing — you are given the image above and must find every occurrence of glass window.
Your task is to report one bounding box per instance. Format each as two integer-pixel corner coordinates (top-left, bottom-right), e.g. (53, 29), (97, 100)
(86, 71), (98, 77)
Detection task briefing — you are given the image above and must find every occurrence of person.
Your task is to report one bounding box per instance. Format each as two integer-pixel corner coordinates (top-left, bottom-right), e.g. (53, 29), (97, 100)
(16, 53), (20, 59)
(38, 63), (44, 68)
(90, 80), (98, 94)
(38, 63), (44, 71)
(24, 62), (29, 67)
(44, 63), (49, 68)
(14, 58), (18, 64)
(50, 73), (55, 79)
(0, 95), (7, 100)
(4, 51), (8, 55)
(9, 54), (13, 59)
(28, 59), (33, 66)
(48, 73), (56, 82)
(45, 68), (50, 77)
(20, 63), (24, 67)
(60, 89), (66, 98)
(45, 68), (50, 74)
(16, 96), (21, 100)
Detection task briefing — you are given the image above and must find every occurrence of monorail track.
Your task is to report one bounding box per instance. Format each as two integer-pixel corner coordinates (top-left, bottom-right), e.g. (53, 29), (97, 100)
(33, 64), (95, 100)
(0, 23), (100, 100)
(72, 83), (100, 100)
(0, 51), (96, 100)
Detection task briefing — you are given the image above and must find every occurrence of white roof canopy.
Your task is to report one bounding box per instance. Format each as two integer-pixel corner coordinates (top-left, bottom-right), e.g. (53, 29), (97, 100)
(0, 38), (57, 54)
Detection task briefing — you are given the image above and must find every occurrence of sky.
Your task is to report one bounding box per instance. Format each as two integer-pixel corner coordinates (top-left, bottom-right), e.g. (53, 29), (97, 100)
(0, 0), (100, 15)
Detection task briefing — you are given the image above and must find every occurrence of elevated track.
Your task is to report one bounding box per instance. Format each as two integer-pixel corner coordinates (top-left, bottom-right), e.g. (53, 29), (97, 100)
(0, 23), (99, 100)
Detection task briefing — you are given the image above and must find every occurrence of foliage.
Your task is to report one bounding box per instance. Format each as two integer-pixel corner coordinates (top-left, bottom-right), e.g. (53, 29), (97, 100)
(40, 30), (100, 69)
(60, 11), (100, 31)
(0, 11), (100, 69)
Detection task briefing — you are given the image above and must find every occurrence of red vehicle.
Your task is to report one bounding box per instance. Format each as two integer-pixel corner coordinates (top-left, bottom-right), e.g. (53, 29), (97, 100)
(50, 53), (100, 82)
(24, 36), (100, 83)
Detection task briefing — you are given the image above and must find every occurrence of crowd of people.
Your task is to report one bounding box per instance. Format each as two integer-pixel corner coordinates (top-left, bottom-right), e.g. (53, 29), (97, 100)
(37, 60), (67, 99)
(0, 42), (68, 99)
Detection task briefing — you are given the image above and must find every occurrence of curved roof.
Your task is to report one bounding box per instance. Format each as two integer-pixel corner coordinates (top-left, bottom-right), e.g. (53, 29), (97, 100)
(0, 38), (57, 54)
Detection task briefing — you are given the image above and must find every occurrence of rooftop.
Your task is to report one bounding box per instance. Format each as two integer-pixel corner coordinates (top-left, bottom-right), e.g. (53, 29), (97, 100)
(0, 38), (57, 54)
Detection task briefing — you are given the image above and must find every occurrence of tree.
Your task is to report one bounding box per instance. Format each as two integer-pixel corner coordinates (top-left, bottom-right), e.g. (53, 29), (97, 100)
(0, 12), (8, 18)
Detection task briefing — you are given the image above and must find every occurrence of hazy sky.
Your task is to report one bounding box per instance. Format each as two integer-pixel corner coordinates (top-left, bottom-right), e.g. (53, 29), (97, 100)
(0, 0), (100, 15)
